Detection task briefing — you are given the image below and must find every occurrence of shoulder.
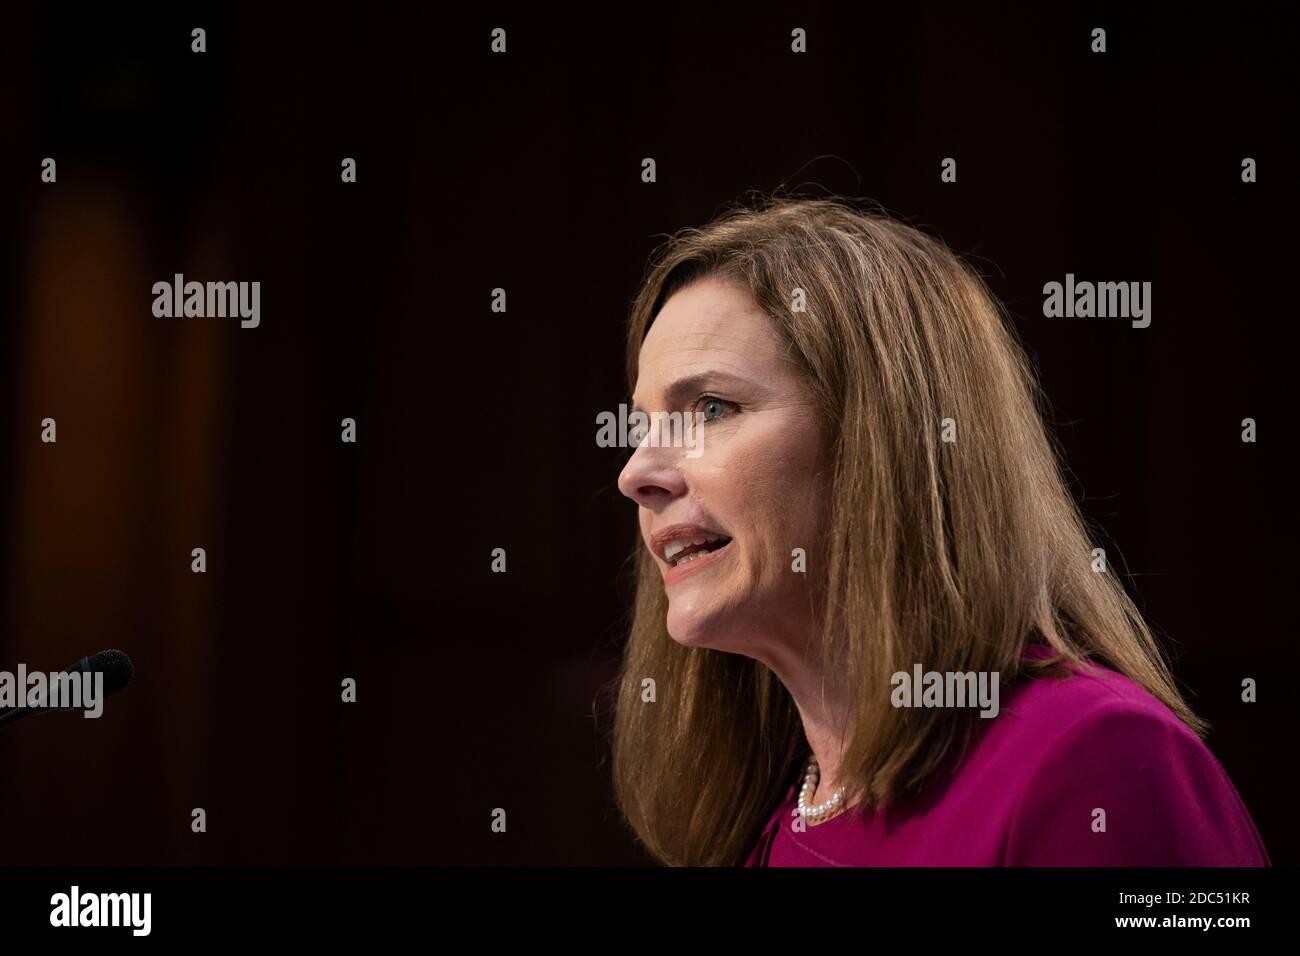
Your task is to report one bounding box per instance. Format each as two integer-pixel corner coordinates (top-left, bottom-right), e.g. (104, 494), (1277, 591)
(1003, 643), (1187, 735)
(988, 654), (1269, 865)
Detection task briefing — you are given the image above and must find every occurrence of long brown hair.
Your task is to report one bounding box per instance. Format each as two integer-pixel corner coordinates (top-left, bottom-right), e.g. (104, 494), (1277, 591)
(608, 192), (1206, 867)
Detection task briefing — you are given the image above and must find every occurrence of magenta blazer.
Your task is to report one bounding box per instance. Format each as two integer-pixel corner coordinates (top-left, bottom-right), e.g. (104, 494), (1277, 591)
(746, 644), (1270, 866)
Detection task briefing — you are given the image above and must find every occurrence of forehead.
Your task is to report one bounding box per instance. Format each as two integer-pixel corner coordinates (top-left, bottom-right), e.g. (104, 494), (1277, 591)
(637, 276), (785, 385)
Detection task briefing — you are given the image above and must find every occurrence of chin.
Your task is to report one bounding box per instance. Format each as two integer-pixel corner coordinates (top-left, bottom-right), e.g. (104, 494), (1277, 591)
(664, 601), (729, 649)
(664, 594), (753, 652)
(664, 612), (713, 648)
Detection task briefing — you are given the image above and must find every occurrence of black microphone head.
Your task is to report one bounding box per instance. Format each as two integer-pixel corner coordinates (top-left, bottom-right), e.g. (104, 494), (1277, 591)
(83, 649), (134, 697)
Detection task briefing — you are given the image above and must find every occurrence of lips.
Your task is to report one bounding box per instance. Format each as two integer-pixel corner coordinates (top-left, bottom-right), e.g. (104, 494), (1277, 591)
(649, 523), (734, 585)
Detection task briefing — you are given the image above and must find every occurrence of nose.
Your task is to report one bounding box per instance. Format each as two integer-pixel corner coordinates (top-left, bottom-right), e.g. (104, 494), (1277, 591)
(617, 433), (689, 509)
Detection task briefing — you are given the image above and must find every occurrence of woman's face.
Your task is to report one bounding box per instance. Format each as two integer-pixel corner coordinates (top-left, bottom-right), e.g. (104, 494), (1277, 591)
(618, 274), (832, 660)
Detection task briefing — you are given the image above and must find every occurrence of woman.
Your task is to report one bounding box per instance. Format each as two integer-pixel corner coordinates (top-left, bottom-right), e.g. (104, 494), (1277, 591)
(609, 194), (1270, 867)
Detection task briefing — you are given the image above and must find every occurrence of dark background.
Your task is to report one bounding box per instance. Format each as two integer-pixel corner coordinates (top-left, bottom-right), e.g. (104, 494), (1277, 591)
(0, 3), (1294, 865)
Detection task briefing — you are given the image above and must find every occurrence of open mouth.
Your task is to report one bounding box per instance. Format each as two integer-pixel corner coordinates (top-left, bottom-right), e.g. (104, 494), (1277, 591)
(662, 534), (733, 568)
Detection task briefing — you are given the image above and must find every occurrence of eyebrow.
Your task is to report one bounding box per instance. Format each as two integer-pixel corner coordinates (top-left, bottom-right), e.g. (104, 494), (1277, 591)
(630, 370), (756, 416)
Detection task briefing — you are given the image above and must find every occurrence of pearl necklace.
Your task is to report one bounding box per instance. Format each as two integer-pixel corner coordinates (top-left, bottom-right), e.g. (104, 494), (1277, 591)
(796, 755), (846, 824)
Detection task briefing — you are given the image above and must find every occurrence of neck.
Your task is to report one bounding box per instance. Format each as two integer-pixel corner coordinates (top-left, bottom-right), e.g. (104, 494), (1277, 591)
(758, 634), (853, 809)
(803, 705), (849, 810)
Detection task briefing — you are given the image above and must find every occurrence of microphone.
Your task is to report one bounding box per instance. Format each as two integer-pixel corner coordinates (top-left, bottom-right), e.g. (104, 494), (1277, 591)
(0, 649), (134, 728)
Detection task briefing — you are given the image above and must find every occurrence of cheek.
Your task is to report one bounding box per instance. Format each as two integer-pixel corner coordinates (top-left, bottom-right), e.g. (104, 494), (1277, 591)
(712, 434), (826, 575)
(723, 430), (825, 521)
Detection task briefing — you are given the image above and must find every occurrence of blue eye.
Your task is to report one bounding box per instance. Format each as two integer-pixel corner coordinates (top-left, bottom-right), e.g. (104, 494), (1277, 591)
(698, 396), (735, 422)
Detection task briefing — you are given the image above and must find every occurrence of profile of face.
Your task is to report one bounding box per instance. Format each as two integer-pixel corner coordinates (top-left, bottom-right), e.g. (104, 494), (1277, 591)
(617, 275), (832, 663)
